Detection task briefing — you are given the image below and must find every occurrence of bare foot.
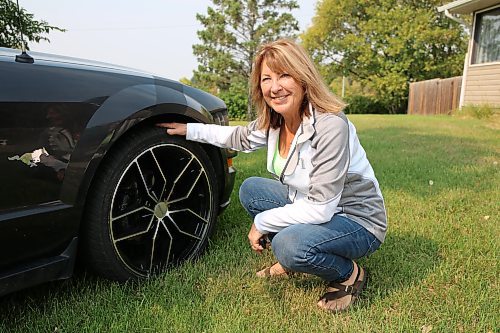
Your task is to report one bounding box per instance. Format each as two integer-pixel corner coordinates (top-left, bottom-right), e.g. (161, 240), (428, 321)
(256, 262), (289, 277)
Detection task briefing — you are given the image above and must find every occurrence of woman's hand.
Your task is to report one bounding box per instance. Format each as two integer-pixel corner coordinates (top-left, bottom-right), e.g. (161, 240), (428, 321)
(157, 122), (187, 136)
(248, 223), (264, 254)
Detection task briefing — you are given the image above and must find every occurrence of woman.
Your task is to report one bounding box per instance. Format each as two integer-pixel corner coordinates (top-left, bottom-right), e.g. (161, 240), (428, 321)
(158, 39), (387, 312)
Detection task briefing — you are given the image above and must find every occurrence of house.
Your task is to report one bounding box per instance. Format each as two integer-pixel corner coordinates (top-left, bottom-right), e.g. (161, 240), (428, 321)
(438, 0), (500, 108)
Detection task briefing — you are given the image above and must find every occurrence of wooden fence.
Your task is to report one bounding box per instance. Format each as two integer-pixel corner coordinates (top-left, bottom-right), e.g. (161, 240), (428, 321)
(407, 76), (462, 115)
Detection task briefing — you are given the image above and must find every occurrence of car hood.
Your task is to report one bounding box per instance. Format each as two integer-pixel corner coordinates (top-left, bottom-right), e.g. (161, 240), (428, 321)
(0, 47), (226, 114)
(0, 47), (154, 78)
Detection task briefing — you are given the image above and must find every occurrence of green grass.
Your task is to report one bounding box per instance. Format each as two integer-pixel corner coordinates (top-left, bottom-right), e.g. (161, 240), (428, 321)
(1, 115), (498, 333)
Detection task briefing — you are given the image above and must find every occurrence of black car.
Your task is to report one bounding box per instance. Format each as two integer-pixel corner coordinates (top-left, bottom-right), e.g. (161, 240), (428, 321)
(0, 47), (236, 296)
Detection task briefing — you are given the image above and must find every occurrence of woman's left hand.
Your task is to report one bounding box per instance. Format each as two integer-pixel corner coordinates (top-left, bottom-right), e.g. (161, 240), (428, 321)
(156, 122), (187, 136)
(248, 223), (264, 254)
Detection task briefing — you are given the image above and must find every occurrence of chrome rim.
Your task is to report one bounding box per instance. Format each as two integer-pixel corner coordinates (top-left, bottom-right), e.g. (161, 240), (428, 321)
(109, 143), (213, 277)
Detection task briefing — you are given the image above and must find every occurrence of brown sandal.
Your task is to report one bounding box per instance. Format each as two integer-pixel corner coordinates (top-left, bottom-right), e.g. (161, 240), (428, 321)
(256, 262), (291, 278)
(317, 263), (368, 312)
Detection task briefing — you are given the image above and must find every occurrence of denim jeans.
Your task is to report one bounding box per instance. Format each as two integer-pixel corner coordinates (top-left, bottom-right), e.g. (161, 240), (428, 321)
(239, 176), (381, 282)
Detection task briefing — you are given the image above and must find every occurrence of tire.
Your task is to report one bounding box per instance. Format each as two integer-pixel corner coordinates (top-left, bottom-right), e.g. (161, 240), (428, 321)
(81, 127), (219, 281)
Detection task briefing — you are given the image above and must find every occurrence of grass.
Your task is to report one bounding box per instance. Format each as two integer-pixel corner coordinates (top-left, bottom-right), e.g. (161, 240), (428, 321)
(453, 104), (498, 120)
(1, 115), (498, 333)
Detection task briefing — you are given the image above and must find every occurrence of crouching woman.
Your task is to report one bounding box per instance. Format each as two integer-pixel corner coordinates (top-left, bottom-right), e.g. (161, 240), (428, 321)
(158, 38), (387, 312)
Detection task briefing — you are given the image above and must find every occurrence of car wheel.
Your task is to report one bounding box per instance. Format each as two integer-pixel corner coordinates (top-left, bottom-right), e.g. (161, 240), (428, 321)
(82, 127), (219, 281)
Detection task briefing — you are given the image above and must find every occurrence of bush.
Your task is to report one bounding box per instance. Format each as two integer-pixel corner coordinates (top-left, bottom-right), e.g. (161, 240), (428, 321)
(343, 95), (389, 114)
(219, 83), (248, 120)
(455, 104), (497, 119)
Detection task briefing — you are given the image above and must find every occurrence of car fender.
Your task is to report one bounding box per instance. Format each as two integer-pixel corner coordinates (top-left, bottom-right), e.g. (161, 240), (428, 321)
(60, 83), (214, 207)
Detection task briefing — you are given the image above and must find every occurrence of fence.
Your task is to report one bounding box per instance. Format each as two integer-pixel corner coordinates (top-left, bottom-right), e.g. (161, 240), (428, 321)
(407, 76), (462, 115)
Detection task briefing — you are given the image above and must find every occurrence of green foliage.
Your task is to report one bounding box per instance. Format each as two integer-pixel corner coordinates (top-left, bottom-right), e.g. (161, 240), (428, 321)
(179, 77), (192, 86)
(302, 0), (468, 113)
(218, 80), (248, 120)
(0, 0), (64, 49)
(329, 76), (373, 97)
(455, 104), (498, 119)
(193, 0), (300, 120)
(344, 94), (388, 114)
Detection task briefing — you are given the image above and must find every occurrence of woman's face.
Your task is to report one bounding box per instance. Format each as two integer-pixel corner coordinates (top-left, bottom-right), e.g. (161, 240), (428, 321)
(260, 59), (304, 117)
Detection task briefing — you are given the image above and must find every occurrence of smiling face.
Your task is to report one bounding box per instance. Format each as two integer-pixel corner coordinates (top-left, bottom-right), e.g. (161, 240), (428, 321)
(260, 60), (305, 118)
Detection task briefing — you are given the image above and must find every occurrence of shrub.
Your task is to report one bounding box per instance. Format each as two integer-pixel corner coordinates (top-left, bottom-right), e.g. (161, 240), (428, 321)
(219, 82), (248, 120)
(456, 104), (497, 119)
(343, 95), (389, 114)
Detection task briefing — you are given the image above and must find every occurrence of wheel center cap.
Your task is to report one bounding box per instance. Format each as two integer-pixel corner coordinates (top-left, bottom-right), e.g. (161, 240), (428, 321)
(154, 201), (169, 219)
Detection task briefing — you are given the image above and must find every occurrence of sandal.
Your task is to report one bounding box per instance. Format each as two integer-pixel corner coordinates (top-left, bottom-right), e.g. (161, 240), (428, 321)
(256, 262), (291, 278)
(317, 262), (368, 312)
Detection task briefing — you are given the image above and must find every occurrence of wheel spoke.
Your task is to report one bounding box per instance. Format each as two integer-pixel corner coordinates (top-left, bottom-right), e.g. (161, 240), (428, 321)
(169, 208), (209, 224)
(114, 215), (155, 242)
(168, 169), (204, 205)
(149, 219), (162, 274)
(165, 156), (193, 202)
(166, 215), (202, 240)
(150, 149), (167, 201)
(159, 219), (173, 265)
(111, 206), (155, 222)
(135, 160), (158, 203)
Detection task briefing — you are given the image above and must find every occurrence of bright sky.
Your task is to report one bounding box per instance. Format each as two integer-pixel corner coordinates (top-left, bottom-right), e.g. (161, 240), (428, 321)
(20, 0), (317, 81)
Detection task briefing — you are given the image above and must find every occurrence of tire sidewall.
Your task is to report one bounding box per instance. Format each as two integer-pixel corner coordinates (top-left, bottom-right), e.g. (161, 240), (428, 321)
(83, 127), (219, 281)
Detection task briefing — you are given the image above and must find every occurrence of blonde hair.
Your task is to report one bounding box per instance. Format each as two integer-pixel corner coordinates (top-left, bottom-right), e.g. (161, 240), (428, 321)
(250, 39), (345, 130)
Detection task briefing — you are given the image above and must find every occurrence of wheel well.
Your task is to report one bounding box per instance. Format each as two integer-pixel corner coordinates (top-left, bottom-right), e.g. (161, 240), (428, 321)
(125, 115), (226, 205)
(80, 113), (226, 212)
(78, 117), (221, 280)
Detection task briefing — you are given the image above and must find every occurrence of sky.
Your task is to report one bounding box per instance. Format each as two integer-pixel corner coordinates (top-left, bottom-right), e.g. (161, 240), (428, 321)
(20, 0), (317, 81)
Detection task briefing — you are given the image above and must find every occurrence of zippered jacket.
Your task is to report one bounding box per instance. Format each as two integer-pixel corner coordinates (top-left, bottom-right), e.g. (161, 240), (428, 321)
(187, 105), (387, 242)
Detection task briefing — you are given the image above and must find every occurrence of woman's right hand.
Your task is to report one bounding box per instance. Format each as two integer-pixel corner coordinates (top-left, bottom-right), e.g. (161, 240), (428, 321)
(157, 122), (187, 136)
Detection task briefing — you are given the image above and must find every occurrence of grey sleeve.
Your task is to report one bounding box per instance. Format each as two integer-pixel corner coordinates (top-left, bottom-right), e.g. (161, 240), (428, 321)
(308, 115), (350, 202)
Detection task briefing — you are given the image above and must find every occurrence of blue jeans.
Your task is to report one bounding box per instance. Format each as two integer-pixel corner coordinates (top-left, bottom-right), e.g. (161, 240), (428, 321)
(239, 177), (381, 282)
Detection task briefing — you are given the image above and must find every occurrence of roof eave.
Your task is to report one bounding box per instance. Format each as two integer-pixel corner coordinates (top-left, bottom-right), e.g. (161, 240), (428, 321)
(437, 0), (499, 14)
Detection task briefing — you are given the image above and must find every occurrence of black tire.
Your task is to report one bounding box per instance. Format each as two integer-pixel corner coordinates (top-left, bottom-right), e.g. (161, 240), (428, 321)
(81, 127), (219, 281)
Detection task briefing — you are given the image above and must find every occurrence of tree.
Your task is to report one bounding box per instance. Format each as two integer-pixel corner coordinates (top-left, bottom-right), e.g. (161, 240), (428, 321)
(193, 0), (299, 120)
(302, 0), (468, 113)
(179, 77), (192, 86)
(0, 0), (64, 49)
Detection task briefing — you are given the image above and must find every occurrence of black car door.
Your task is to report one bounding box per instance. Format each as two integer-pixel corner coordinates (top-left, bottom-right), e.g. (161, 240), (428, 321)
(0, 54), (92, 269)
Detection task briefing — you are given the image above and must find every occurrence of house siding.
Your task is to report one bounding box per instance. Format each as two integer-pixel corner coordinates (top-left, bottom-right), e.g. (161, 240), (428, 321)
(463, 64), (500, 106)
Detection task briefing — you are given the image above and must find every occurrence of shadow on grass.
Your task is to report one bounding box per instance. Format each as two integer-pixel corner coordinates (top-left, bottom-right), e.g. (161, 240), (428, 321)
(0, 268), (139, 330)
(265, 232), (440, 309)
(0, 233), (440, 330)
(361, 232), (441, 296)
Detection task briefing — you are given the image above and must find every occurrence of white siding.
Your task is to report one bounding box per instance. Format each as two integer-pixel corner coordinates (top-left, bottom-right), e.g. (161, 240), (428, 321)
(463, 64), (500, 105)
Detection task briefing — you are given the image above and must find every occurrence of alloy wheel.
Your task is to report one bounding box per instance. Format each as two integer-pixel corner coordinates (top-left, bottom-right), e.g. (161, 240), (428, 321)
(109, 143), (213, 277)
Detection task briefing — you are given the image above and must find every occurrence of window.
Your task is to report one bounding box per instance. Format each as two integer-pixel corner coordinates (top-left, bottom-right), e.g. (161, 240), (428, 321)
(472, 7), (500, 64)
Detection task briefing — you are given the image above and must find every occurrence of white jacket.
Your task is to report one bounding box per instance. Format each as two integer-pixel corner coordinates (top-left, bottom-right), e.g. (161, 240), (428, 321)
(187, 105), (387, 242)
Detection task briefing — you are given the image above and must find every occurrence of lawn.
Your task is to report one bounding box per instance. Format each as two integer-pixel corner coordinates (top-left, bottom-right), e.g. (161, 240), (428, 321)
(1, 115), (498, 333)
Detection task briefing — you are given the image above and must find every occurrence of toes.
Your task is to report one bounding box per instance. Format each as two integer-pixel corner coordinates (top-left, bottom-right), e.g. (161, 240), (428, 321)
(256, 267), (270, 277)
